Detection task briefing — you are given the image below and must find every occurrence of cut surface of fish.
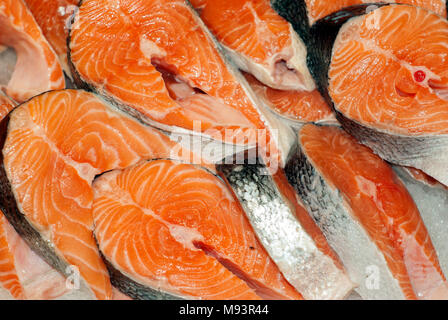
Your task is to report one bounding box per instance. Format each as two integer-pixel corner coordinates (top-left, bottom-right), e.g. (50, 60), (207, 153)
(244, 73), (335, 125)
(190, 0), (337, 126)
(0, 0), (65, 102)
(69, 0), (295, 167)
(307, 4), (448, 186)
(0, 90), (206, 300)
(278, 0), (447, 26)
(218, 161), (354, 300)
(190, 0), (315, 91)
(24, 0), (80, 78)
(92, 159), (303, 300)
(394, 166), (448, 278)
(285, 124), (448, 300)
(0, 213), (75, 300)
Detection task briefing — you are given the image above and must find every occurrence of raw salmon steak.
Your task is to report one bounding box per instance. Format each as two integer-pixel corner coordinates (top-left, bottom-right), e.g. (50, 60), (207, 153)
(218, 158), (354, 300)
(286, 124), (448, 300)
(190, 0), (314, 91)
(24, 0), (80, 77)
(92, 159), (303, 300)
(69, 0), (295, 167)
(0, 90), (207, 300)
(304, 4), (448, 186)
(0, 0), (65, 102)
(0, 98), (75, 300)
(190, 0), (335, 126)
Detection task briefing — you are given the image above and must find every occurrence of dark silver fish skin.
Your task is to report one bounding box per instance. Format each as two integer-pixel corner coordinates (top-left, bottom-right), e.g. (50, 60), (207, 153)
(300, 3), (448, 186)
(98, 250), (183, 300)
(0, 115), (71, 282)
(284, 140), (407, 300)
(218, 159), (354, 300)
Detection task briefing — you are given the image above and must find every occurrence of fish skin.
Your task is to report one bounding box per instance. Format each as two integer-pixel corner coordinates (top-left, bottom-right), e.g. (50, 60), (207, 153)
(336, 113), (448, 187)
(285, 124), (448, 300)
(218, 159), (354, 300)
(68, 0), (296, 168)
(0, 0), (65, 102)
(304, 4), (448, 186)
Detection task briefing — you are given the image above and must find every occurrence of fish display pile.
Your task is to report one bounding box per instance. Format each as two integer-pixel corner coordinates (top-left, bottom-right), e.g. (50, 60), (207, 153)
(0, 0), (447, 300)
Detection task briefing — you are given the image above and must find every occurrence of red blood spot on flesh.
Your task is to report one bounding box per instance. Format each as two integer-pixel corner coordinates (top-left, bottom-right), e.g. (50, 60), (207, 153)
(414, 70), (426, 83)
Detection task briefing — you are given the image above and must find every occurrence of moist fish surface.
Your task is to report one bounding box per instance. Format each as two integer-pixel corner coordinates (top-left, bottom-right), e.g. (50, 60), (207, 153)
(305, 4), (448, 187)
(218, 159), (354, 300)
(69, 0), (295, 167)
(92, 159), (303, 300)
(190, 0), (314, 91)
(24, 0), (80, 78)
(190, 0), (335, 126)
(0, 0), (65, 102)
(0, 89), (208, 300)
(394, 166), (448, 277)
(0, 96), (81, 300)
(285, 124), (448, 300)
(272, 0), (446, 34)
(244, 73), (335, 126)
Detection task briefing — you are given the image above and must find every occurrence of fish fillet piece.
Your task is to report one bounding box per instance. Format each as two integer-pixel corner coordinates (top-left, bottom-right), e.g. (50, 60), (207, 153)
(218, 159), (354, 300)
(326, 5), (448, 186)
(0, 90), (205, 300)
(0, 98), (71, 300)
(304, 0), (446, 24)
(0, 213), (72, 300)
(92, 159), (303, 300)
(244, 73), (335, 125)
(24, 0), (79, 78)
(285, 124), (448, 300)
(190, 0), (315, 91)
(394, 166), (448, 277)
(69, 0), (295, 167)
(0, 0), (64, 102)
(0, 213), (24, 299)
